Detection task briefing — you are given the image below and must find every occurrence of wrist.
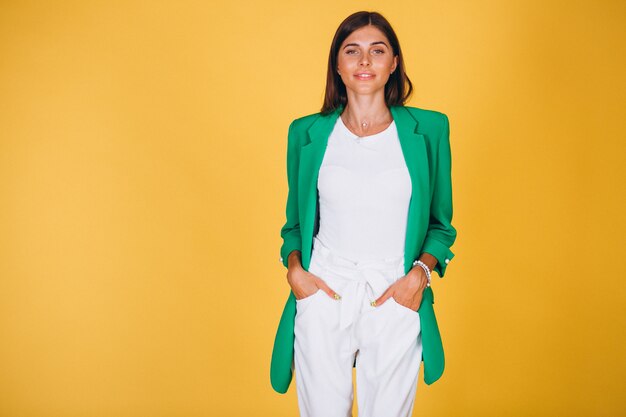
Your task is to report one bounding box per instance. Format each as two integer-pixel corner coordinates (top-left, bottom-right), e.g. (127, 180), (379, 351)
(412, 259), (432, 287)
(287, 250), (302, 270)
(416, 252), (437, 272)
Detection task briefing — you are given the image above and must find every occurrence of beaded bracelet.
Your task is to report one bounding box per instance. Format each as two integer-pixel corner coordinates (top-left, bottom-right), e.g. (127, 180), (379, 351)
(412, 259), (432, 287)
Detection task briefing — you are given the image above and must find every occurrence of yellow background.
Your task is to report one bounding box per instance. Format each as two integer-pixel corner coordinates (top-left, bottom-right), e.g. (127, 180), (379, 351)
(1, 1), (624, 416)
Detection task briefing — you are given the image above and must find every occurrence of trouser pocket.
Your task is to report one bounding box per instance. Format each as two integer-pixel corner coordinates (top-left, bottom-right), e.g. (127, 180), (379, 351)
(390, 296), (420, 315)
(295, 250), (328, 316)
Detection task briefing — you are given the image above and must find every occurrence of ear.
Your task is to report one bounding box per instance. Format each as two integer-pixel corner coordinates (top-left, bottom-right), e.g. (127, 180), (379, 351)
(392, 55), (398, 73)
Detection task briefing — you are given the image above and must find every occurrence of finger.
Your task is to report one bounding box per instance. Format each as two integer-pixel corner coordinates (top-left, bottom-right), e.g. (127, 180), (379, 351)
(373, 287), (394, 307)
(318, 281), (341, 300)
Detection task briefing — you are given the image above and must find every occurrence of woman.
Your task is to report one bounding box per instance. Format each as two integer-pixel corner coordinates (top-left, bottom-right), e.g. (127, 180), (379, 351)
(270, 11), (457, 417)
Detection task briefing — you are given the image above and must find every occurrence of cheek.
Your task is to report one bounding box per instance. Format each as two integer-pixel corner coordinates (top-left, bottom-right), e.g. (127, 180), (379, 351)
(337, 57), (354, 68)
(375, 57), (394, 67)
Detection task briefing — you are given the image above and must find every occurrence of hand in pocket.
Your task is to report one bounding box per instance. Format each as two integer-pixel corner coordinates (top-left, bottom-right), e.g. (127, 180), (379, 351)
(372, 267), (428, 310)
(287, 265), (340, 301)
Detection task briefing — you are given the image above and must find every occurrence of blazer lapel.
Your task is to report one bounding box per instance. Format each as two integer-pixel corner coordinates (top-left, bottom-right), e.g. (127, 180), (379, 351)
(297, 106), (342, 270)
(389, 105), (430, 274)
(297, 104), (430, 273)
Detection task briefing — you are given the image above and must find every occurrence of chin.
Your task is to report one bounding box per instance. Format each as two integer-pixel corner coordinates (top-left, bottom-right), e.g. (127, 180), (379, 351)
(348, 85), (384, 94)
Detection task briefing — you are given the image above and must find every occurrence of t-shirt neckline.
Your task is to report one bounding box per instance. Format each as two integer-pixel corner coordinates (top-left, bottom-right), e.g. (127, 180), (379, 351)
(338, 115), (395, 141)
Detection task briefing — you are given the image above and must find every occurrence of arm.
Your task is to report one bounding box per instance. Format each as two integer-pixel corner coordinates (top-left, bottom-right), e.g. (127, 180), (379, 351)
(279, 120), (303, 269)
(419, 113), (457, 278)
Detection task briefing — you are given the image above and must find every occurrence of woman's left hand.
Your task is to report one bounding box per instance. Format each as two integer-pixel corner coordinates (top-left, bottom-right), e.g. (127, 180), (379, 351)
(374, 266), (428, 311)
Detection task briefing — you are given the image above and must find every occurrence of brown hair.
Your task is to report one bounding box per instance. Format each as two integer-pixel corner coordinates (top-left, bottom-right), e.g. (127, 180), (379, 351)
(321, 11), (413, 115)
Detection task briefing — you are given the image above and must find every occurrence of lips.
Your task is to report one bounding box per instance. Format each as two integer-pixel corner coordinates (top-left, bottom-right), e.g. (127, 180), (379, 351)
(355, 73), (375, 80)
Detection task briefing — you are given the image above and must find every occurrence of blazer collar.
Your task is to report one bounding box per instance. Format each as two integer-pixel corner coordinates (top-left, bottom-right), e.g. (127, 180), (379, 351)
(307, 104), (421, 145)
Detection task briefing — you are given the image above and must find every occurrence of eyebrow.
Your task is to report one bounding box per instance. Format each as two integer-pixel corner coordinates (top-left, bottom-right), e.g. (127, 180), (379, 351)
(343, 41), (389, 49)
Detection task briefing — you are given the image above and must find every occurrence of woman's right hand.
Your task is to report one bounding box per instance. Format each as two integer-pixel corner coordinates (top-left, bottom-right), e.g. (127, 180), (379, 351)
(287, 264), (340, 301)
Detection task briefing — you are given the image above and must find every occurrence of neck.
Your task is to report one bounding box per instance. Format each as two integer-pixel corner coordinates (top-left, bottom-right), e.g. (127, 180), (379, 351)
(341, 99), (392, 135)
(342, 92), (389, 116)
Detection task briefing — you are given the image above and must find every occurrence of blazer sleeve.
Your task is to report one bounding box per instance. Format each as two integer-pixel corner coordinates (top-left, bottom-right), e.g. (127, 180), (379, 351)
(420, 113), (457, 278)
(279, 120), (302, 268)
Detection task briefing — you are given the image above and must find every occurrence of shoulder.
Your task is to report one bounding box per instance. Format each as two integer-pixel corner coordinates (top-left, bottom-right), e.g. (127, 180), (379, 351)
(402, 105), (448, 129)
(288, 111), (325, 132)
(281, 111), (323, 153)
(401, 105), (449, 143)
(284, 110), (327, 148)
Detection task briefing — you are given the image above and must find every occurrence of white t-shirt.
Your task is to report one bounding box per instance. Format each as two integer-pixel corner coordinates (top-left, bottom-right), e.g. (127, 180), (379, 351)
(315, 115), (412, 262)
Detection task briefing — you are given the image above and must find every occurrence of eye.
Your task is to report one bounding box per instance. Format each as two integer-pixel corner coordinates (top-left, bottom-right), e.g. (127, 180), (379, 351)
(346, 49), (358, 55)
(373, 49), (385, 54)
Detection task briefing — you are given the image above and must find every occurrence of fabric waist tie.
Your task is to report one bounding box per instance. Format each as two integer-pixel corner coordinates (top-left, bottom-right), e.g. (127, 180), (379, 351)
(311, 236), (405, 330)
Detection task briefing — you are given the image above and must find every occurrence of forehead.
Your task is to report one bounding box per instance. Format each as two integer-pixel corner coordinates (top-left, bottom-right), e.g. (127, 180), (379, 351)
(342, 25), (389, 46)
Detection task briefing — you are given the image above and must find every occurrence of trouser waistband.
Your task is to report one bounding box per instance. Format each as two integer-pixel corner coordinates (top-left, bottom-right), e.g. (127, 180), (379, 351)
(311, 236), (405, 330)
(312, 236), (404, 270)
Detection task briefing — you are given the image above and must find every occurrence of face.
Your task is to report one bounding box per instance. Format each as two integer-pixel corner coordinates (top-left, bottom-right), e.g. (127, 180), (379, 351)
(336, 25), (398, 98)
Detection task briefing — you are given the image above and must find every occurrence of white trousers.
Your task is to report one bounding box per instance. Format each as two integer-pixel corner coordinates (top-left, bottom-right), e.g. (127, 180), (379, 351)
(294, 236), (423, 417)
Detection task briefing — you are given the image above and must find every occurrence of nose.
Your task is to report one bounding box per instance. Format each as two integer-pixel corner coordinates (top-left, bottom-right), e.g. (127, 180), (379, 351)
(359, 54), (371, 66)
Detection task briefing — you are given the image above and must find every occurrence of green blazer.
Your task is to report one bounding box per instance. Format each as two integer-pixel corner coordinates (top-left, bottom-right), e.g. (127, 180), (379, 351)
(270, 104), (457, 394)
